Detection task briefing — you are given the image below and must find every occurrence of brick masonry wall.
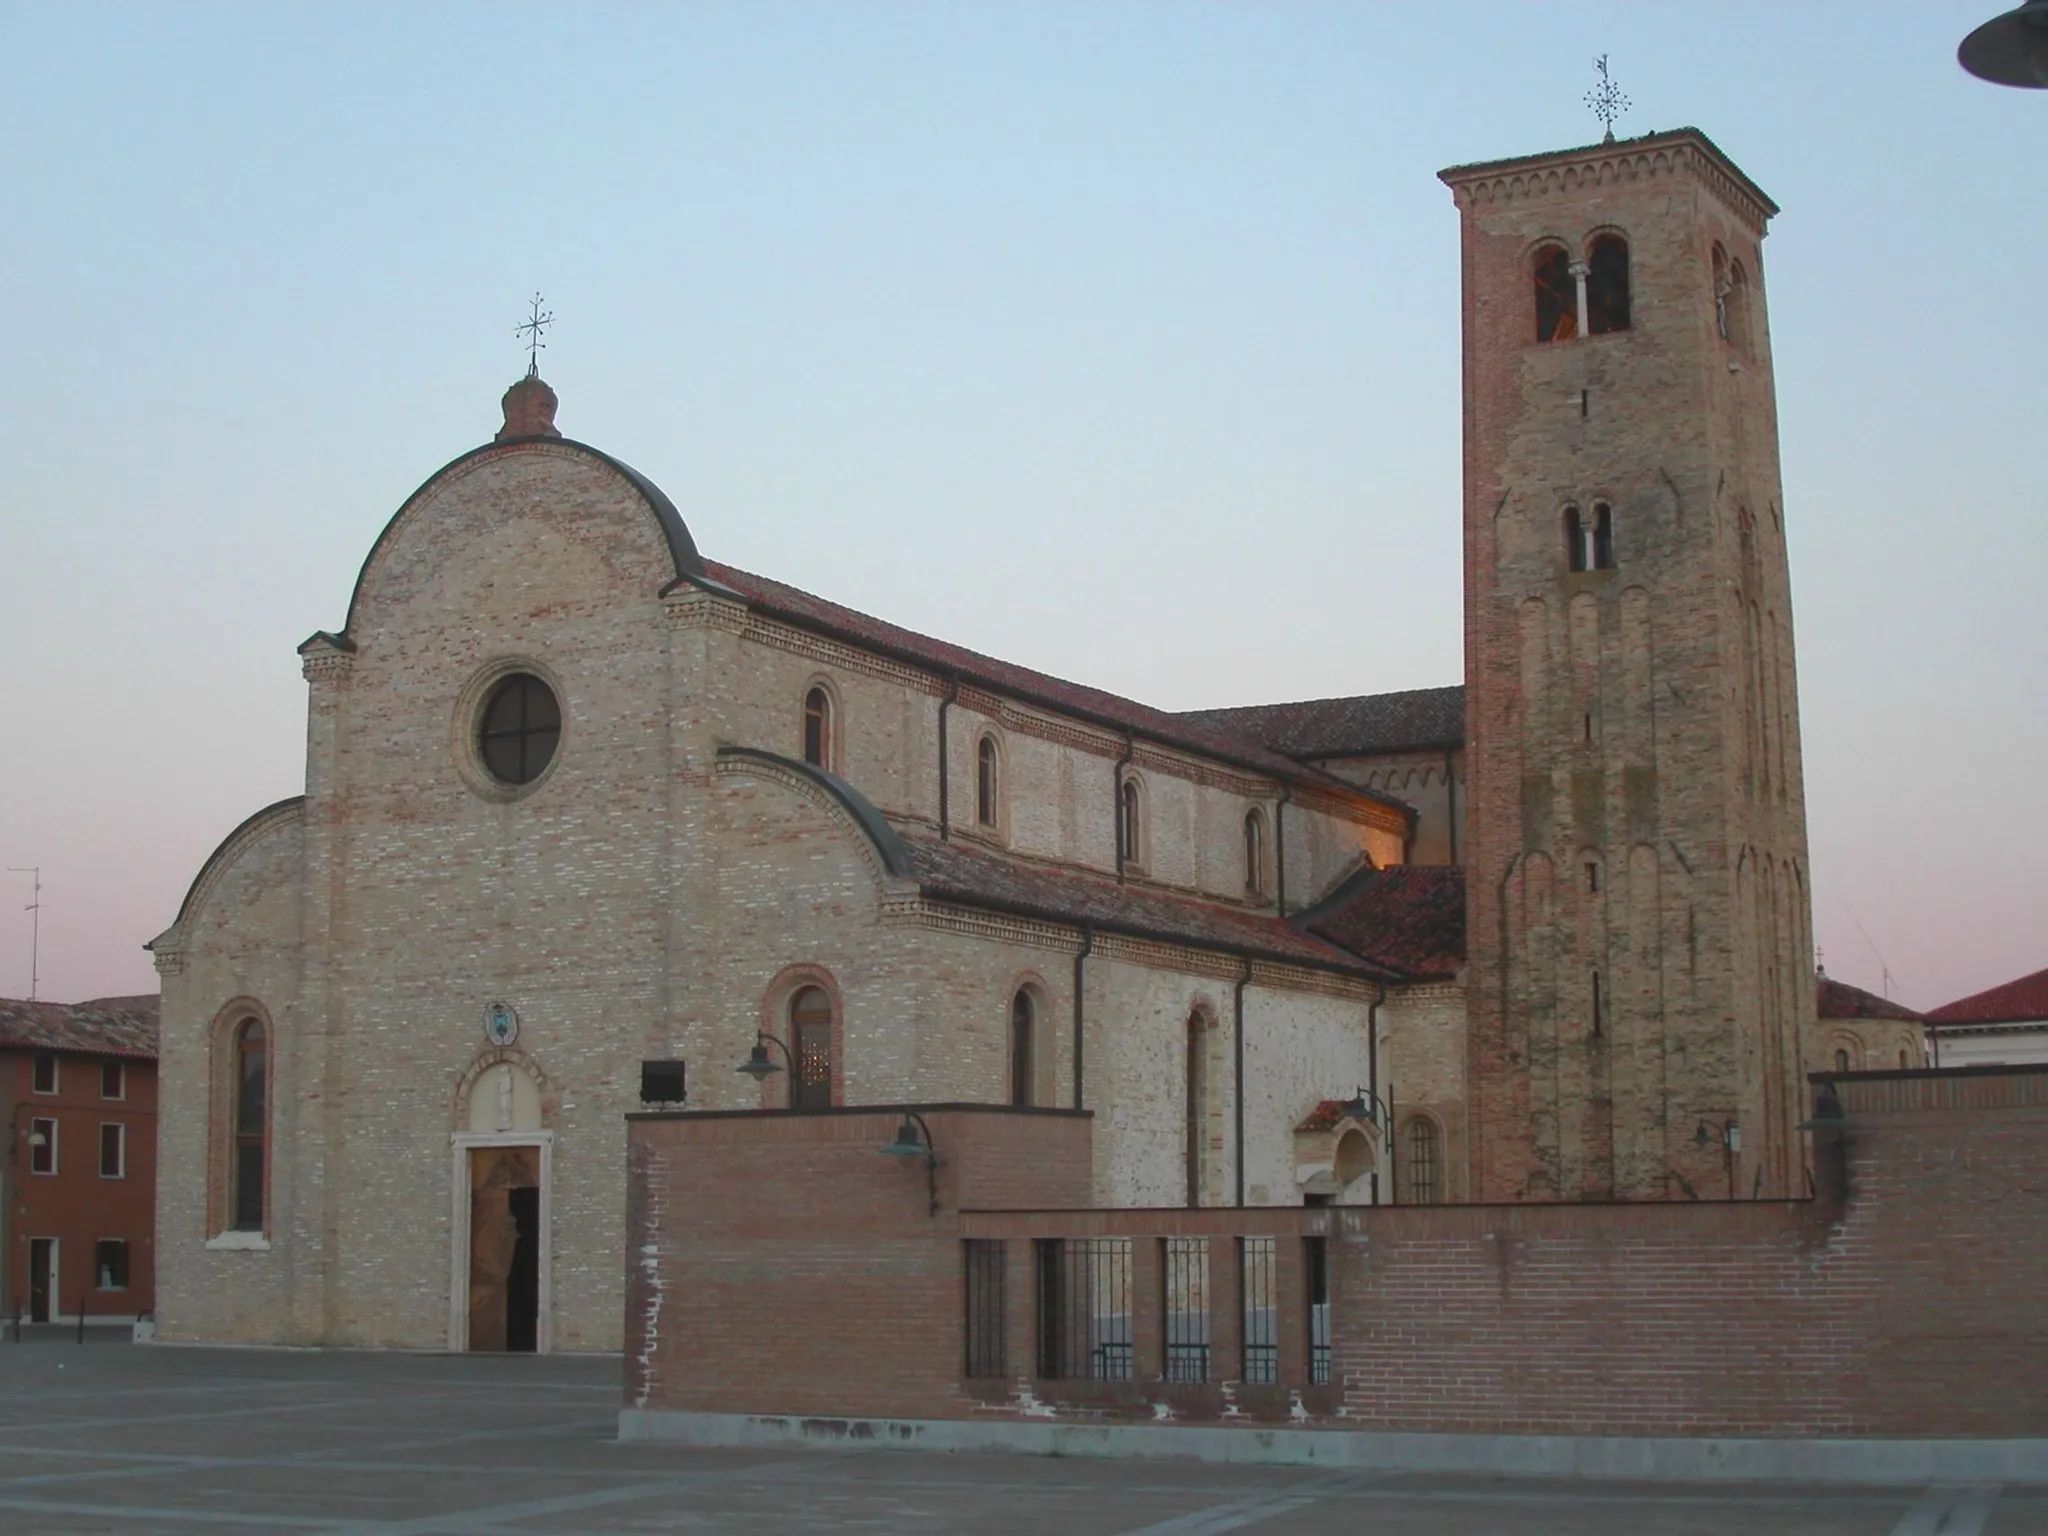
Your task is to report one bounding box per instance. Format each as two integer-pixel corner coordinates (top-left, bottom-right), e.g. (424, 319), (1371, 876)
(628, 1069), (2048, 1438)
(625, 1105), (1092, 1419)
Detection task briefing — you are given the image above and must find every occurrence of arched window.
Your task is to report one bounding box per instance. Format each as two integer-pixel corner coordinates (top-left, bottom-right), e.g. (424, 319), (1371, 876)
(1899, 1049), (1911, 1070)
(1725, 259), (1750, 353)
(1833, 1048), (1850, 1073)
(1533, 244), (1577, 342)
(976, 736), (999, 829)
(1185, 1012), (1208, 1208)
(1118, 776), (1143, 868)
(1009, 990), (1035, 1107)
(232, 1020), (267, 1232)
(1586, 234), (1630, 334)
(1592, 502), (1615, 569)
(1404, 1117), (1439, 1205)
(1565, 505), (1588, 572)
(1243, 808), (1266, 896)
(1712, 244), (1731, 339)
(802, 685), (832, 771)
(789, 986), (834, 1110)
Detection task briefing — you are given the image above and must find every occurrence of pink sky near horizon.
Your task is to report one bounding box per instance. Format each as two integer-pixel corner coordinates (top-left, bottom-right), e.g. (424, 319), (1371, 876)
(1, 4), (2042, 1015)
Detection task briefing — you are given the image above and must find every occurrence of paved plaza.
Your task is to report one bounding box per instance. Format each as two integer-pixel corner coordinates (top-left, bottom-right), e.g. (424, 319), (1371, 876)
(0, 1341), (2037, 1534)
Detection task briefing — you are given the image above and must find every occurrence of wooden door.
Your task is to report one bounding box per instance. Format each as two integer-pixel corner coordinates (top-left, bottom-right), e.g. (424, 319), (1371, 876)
(28, 1239), (52, 1324)
(467, 1146), (540, 1351)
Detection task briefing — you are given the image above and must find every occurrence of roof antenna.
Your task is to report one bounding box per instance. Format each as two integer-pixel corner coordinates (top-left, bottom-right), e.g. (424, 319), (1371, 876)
(7, 866), (40, 1001)
(1585, 55), (1630, 144)
(516, 292), (555, 378)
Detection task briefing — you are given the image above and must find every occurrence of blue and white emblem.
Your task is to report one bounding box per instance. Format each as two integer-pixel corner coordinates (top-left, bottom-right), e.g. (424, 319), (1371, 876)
(483, 1002), (519, 1047)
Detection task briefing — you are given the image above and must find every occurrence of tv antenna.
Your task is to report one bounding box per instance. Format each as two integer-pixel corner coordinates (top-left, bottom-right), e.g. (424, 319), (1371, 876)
(7, 866), (40, 1001)
(1585, 55), (1630, 143)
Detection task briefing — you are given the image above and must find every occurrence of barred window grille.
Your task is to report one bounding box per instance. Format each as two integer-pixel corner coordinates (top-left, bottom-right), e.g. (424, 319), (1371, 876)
(1239, 1237), (1278, 1385)
(1405, 1117), (1440, 1205)
(1306, 1236), (1331, 1386)
(963, 1240), (1006, 1378)
(1035, 1238), (1133, 1381)
(1161, 1238), (1210, 1383)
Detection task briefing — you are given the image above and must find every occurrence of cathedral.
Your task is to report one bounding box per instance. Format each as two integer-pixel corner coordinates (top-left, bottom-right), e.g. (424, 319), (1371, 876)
(150, 124), (1826, 1352)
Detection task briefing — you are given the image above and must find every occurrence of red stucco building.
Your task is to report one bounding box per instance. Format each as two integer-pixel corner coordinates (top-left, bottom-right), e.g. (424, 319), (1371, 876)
(1, 995), (159, 1326)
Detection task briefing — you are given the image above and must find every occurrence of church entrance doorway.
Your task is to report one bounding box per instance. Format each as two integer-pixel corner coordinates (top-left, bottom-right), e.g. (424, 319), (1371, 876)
(467, 1145), (540, 1352)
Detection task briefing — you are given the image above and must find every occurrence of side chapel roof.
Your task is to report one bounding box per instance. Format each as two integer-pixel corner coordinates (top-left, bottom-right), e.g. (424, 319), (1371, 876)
(0, 994), (160, 1061)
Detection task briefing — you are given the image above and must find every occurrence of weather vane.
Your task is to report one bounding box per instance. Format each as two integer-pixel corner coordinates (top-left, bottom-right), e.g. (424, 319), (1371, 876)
(516, 292), (555, 377)
(1585, 55), (1630, 143)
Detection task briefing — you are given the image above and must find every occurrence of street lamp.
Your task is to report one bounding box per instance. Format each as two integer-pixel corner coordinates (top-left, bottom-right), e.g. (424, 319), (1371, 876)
(1960, 0), (2048, 87)
(1693, 1118), (1740, 1200)
(733, 1031), (793, 1085)
(877, 1111), (939, 1218)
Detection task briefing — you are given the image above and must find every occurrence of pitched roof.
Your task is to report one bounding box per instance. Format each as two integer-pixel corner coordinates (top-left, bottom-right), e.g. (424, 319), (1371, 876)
(692, 560), (1406, 812)
(1297, 864), (1467, 981)
(1176, 685), (1465, 761)
(0, 994), (159, 1060)
(1817, 975), (1924, 1024)
(1926, 966), (2048, 1028)
(898, 834), (1391, 977)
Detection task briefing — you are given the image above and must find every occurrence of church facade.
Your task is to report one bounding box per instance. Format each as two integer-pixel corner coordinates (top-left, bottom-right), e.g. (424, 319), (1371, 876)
(151, 124), (1825, 1353)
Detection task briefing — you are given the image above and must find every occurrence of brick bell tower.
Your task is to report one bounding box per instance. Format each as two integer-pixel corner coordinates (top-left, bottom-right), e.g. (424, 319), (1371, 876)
(1440, 129), (1814, 1202)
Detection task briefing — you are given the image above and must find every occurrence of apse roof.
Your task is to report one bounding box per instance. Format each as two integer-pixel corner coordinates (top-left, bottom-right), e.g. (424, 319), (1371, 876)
(1817, 975), (1924, 1024)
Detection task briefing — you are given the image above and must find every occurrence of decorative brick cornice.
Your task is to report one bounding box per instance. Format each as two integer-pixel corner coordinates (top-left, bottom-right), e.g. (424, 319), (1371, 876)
(300, 651), (356, 684)
(880, 898), (1080, 954)
(151, 948), (185, 977)
(663, 588), (749, 635)
(1440, 129), (1777, 236)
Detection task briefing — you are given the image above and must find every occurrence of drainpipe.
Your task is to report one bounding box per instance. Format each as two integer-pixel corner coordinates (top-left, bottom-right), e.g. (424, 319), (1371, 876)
(1368, 981), (1386, 1205)
(1274, 786), (1292, 918)
(937, 674), (959, 840)
(1072, 925), (1094, 1110)
(1234, 956), (1252, 1208)
(1443, 748), (1459, 866)
(1113, 735), (1135, 882)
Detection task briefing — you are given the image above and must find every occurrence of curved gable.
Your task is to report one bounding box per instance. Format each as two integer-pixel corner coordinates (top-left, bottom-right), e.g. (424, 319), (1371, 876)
(712, 747), (912, 883)
(325, 436), (701, 648)
(152, 796), (307, 948)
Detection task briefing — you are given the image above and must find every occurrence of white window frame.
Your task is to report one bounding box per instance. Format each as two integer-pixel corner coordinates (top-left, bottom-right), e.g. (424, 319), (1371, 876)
(99, 1121), (126, 1180)
(31, 1053), (57, 1095)
(30, 1117), (57, 1176)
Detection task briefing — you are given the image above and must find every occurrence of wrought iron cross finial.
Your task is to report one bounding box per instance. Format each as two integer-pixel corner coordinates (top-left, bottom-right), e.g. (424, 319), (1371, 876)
(1585, 55), (1630, 143)
(516, 293), (555, 377)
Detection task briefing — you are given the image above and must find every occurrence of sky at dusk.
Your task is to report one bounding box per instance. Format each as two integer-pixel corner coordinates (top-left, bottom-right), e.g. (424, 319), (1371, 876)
(1, 3), (2041, 1012)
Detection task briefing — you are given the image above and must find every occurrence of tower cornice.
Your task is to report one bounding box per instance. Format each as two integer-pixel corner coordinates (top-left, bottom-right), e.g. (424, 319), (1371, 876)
(1439, 128), (1778, 236)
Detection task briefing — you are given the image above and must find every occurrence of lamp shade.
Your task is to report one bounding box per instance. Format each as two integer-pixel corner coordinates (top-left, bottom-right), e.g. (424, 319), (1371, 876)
(878, 1117), (926, 1157)
(1960, 0), (2048, 87)
(734, 1041), (781, 1081)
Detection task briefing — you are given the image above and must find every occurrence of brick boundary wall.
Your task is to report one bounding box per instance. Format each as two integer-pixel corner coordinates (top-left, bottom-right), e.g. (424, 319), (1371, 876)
(625, 1070), (2048, 1439)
